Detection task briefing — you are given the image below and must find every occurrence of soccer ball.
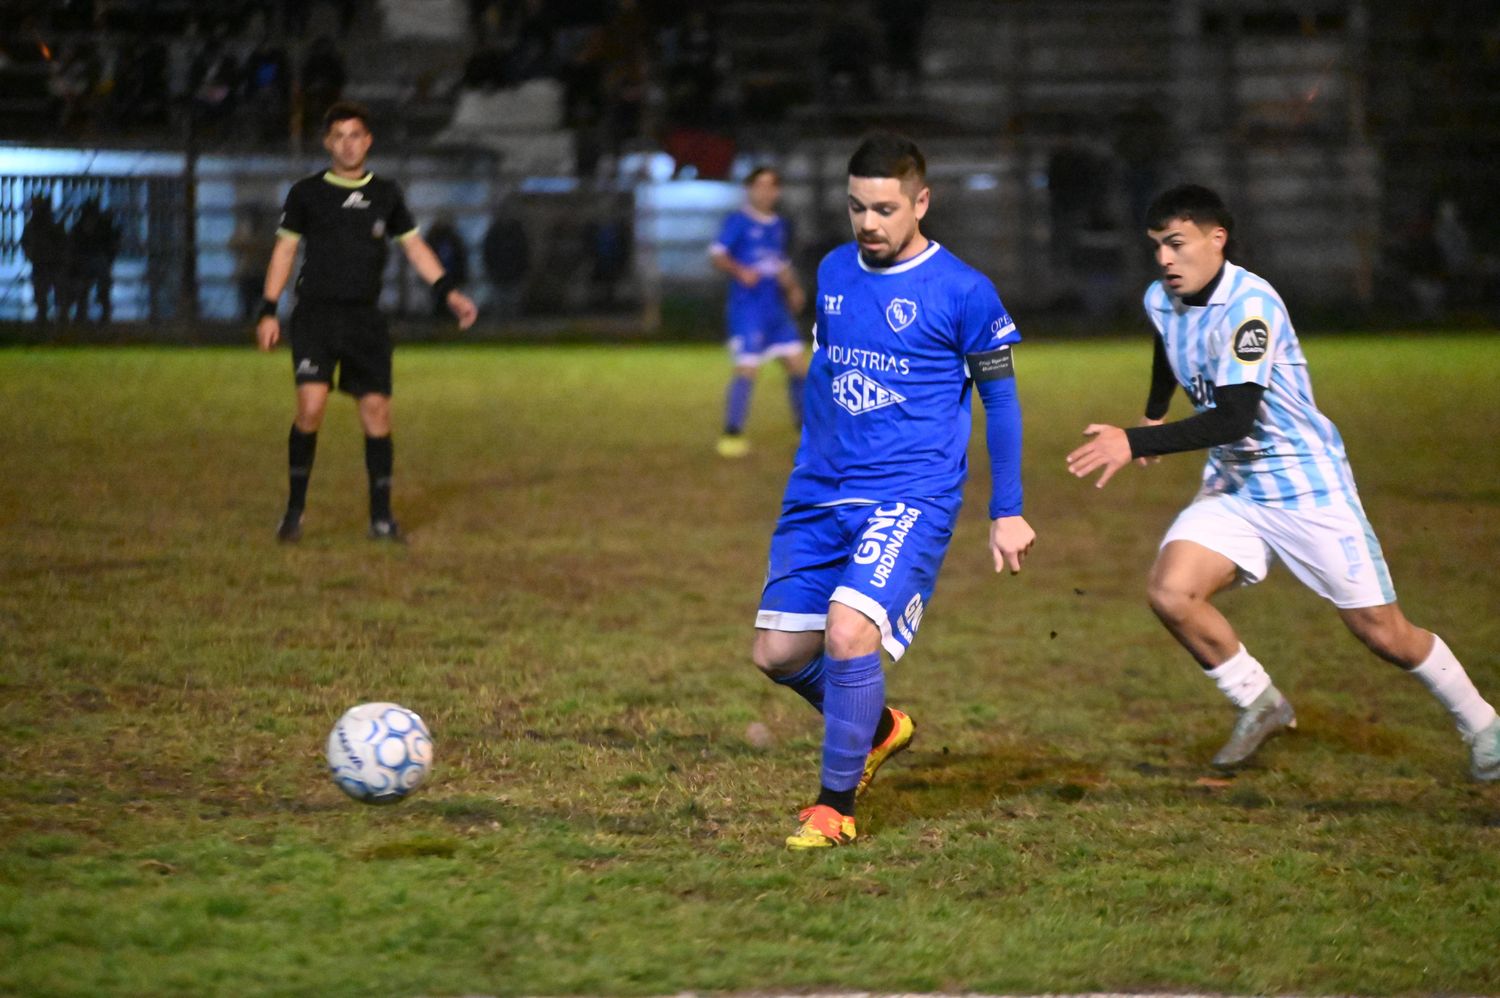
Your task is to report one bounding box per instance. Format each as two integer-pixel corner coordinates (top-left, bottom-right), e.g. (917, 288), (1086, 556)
(326, 702), (434, 804)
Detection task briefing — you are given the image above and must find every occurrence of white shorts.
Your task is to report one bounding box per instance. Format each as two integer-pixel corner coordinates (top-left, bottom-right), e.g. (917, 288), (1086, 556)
(1161, 491), (1396, 609)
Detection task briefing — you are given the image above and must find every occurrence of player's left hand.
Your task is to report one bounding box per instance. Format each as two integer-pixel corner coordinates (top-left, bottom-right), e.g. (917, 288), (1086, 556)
(447, 290), (479, 330)
(989, 515), (1035, 574)
(1066, 424), (1132, 488)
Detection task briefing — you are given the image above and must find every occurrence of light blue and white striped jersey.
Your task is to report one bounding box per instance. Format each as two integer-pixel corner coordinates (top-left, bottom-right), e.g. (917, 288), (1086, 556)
(1144, 261), (1355, 508)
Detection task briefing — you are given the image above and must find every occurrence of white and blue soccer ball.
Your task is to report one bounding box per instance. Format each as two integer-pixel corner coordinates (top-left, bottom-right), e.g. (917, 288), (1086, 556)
(327, 702), (434, 804)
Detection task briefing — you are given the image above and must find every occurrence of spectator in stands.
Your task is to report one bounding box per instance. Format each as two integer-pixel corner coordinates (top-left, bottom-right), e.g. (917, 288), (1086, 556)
(817, 10), (878, 104)
(64, 197), (120, 325)
(20, 196), (65, 326)
(584, 209), (630, 308)
(424, 216), (470, 317)
(116, 35), (172, 129)
(482, 206), (530, 320)
(242, 35), (291, 143)
(600, 0), (648, 153)
(49, 40), (102, 133)
(188, 29), (241, 129)
(874, 0), (927, 97)
(299, 35), (346, 139)
(661, 9), (723, 124)
(504, 0), (557, 84)
(558, 20), (606, 128)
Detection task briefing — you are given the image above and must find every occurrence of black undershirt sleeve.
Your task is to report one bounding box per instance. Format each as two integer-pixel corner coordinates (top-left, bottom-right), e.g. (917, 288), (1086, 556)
(1124, 381), (1265, 458)
(1144, 334), (1176, 420)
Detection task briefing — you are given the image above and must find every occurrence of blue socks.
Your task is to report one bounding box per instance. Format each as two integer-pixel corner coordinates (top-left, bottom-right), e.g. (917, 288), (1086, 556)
(787, 373), (806, 430)
(772, 654), (827, 712)
(724, 374), (753, 434)
(820, 652), (885, 794)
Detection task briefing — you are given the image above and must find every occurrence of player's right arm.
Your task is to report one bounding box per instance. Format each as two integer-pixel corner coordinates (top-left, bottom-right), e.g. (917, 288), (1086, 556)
(1135, 333), (1176, 465)
(255, 234), (299, 351)
(709, 213), (758, 288)
(709, 249), (757, 287)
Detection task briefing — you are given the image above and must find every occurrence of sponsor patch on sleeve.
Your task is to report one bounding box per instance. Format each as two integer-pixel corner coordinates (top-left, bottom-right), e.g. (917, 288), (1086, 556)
(966, 345), (1015, 382)
(1232, 318), (1270, 363)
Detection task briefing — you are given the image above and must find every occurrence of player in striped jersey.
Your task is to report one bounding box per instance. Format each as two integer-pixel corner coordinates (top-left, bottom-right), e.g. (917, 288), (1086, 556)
(1066, 184), (1499, 780)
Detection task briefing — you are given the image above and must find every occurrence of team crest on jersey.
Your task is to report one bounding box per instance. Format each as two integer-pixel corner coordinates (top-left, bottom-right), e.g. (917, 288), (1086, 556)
(832, 369), (907, 415)
(885, 298), (918, 332)
(1233, 318), (1270, 363)
(372, 219), (386, 238)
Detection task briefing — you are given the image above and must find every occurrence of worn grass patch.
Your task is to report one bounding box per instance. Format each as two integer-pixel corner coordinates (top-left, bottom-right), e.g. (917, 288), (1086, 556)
(1, 336), (1498, 997)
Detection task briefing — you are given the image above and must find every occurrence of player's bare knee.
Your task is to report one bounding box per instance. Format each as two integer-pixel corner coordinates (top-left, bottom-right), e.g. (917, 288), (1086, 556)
(294, 406), (326, 432)
(751, 631), (814, 678)
(1147, 578), (1198, 624)
(823, 612), (880, 660)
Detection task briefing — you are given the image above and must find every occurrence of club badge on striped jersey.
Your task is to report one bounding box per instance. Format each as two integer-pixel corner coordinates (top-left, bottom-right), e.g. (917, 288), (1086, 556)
(1233, 318), (1270, 363)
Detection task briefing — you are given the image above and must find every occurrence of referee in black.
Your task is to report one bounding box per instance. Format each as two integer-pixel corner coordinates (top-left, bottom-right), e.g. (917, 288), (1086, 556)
(256, 101), (477, 543)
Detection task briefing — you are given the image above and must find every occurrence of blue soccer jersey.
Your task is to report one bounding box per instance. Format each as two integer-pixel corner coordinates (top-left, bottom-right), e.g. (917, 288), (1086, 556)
(711, 209), (791, 314)
(785, 241), (1021, 507)
(1145, 261), (1356, 508)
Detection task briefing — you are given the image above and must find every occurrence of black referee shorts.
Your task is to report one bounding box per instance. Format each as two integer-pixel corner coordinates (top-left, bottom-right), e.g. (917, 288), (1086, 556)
(288, 299), (393, 397)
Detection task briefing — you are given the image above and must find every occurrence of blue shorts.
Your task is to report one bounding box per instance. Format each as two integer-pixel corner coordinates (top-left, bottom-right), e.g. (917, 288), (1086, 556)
(756, 497), (959, 660)
(727, 298), (803, 366)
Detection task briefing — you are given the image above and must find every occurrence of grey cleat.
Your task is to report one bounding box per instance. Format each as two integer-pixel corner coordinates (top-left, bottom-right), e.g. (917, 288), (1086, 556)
(1212, 685), (1296, 769)
(1469, 716), (1500, 782)
(276, 509), (303, 543)
(368, 517), (405, 543)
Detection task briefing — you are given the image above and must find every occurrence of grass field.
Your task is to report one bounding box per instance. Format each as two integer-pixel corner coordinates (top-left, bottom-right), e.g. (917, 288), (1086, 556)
(2, 335), (1498, 998)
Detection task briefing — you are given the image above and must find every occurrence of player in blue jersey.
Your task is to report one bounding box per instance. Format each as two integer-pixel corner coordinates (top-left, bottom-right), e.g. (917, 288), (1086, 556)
(1067, 184), (1499, 780)
(750, 134), (1037, 849)
(710, 167), (808, 458)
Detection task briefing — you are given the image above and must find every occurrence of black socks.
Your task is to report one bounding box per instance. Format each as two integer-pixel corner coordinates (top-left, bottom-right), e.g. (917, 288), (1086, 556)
(365, 435), (393, 522)
(287, 425), (317, 512)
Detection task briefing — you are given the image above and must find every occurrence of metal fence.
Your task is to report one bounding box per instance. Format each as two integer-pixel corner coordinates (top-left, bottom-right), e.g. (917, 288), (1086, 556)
(0, 173), (188, 324)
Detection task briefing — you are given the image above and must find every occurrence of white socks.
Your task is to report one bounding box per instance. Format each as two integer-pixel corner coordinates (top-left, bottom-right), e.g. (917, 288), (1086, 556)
(1206, 645), (1273, 708)
(1410, 634), (1498, 741)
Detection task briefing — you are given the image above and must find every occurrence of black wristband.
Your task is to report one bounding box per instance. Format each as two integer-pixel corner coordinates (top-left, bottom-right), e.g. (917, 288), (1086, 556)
(259, 298), (279, 319)
(432, 274), (457, 298)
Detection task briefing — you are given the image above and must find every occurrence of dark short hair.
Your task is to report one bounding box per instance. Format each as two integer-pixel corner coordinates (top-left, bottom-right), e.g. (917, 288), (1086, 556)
(322, 100), (372, 135)
(1146, 184), (1233, 235)
(745, 165), (780, 186)
(847, 132), (926, 190)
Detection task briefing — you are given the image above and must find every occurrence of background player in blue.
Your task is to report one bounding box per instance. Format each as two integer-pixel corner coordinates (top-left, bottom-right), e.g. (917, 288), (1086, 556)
(709, 167), (808, 458)
(1066, 184), (1499, 780)
(750, 134), (1037, 849)
(255, 102), (478, 543)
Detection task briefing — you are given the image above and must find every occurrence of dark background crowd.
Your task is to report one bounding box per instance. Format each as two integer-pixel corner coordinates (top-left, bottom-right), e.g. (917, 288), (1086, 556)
(2, 0), (1498, 330)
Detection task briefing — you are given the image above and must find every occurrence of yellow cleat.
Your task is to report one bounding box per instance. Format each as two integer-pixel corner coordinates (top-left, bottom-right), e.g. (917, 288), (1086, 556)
(857, 707), (915, 797)
(716, 434), (751, 458)
(785, 804), (856, 850)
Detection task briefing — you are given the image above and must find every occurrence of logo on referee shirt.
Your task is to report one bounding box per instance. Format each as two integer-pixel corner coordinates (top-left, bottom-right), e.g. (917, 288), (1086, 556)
(1233, 318), (1270, 363)
(832, 369), (906, 415)
(341, 191), (372, 209)
(885, 298), (918, 332)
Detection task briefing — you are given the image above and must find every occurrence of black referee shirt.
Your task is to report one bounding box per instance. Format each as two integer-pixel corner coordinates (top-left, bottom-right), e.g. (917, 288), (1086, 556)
(277, 171), (419, 304)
